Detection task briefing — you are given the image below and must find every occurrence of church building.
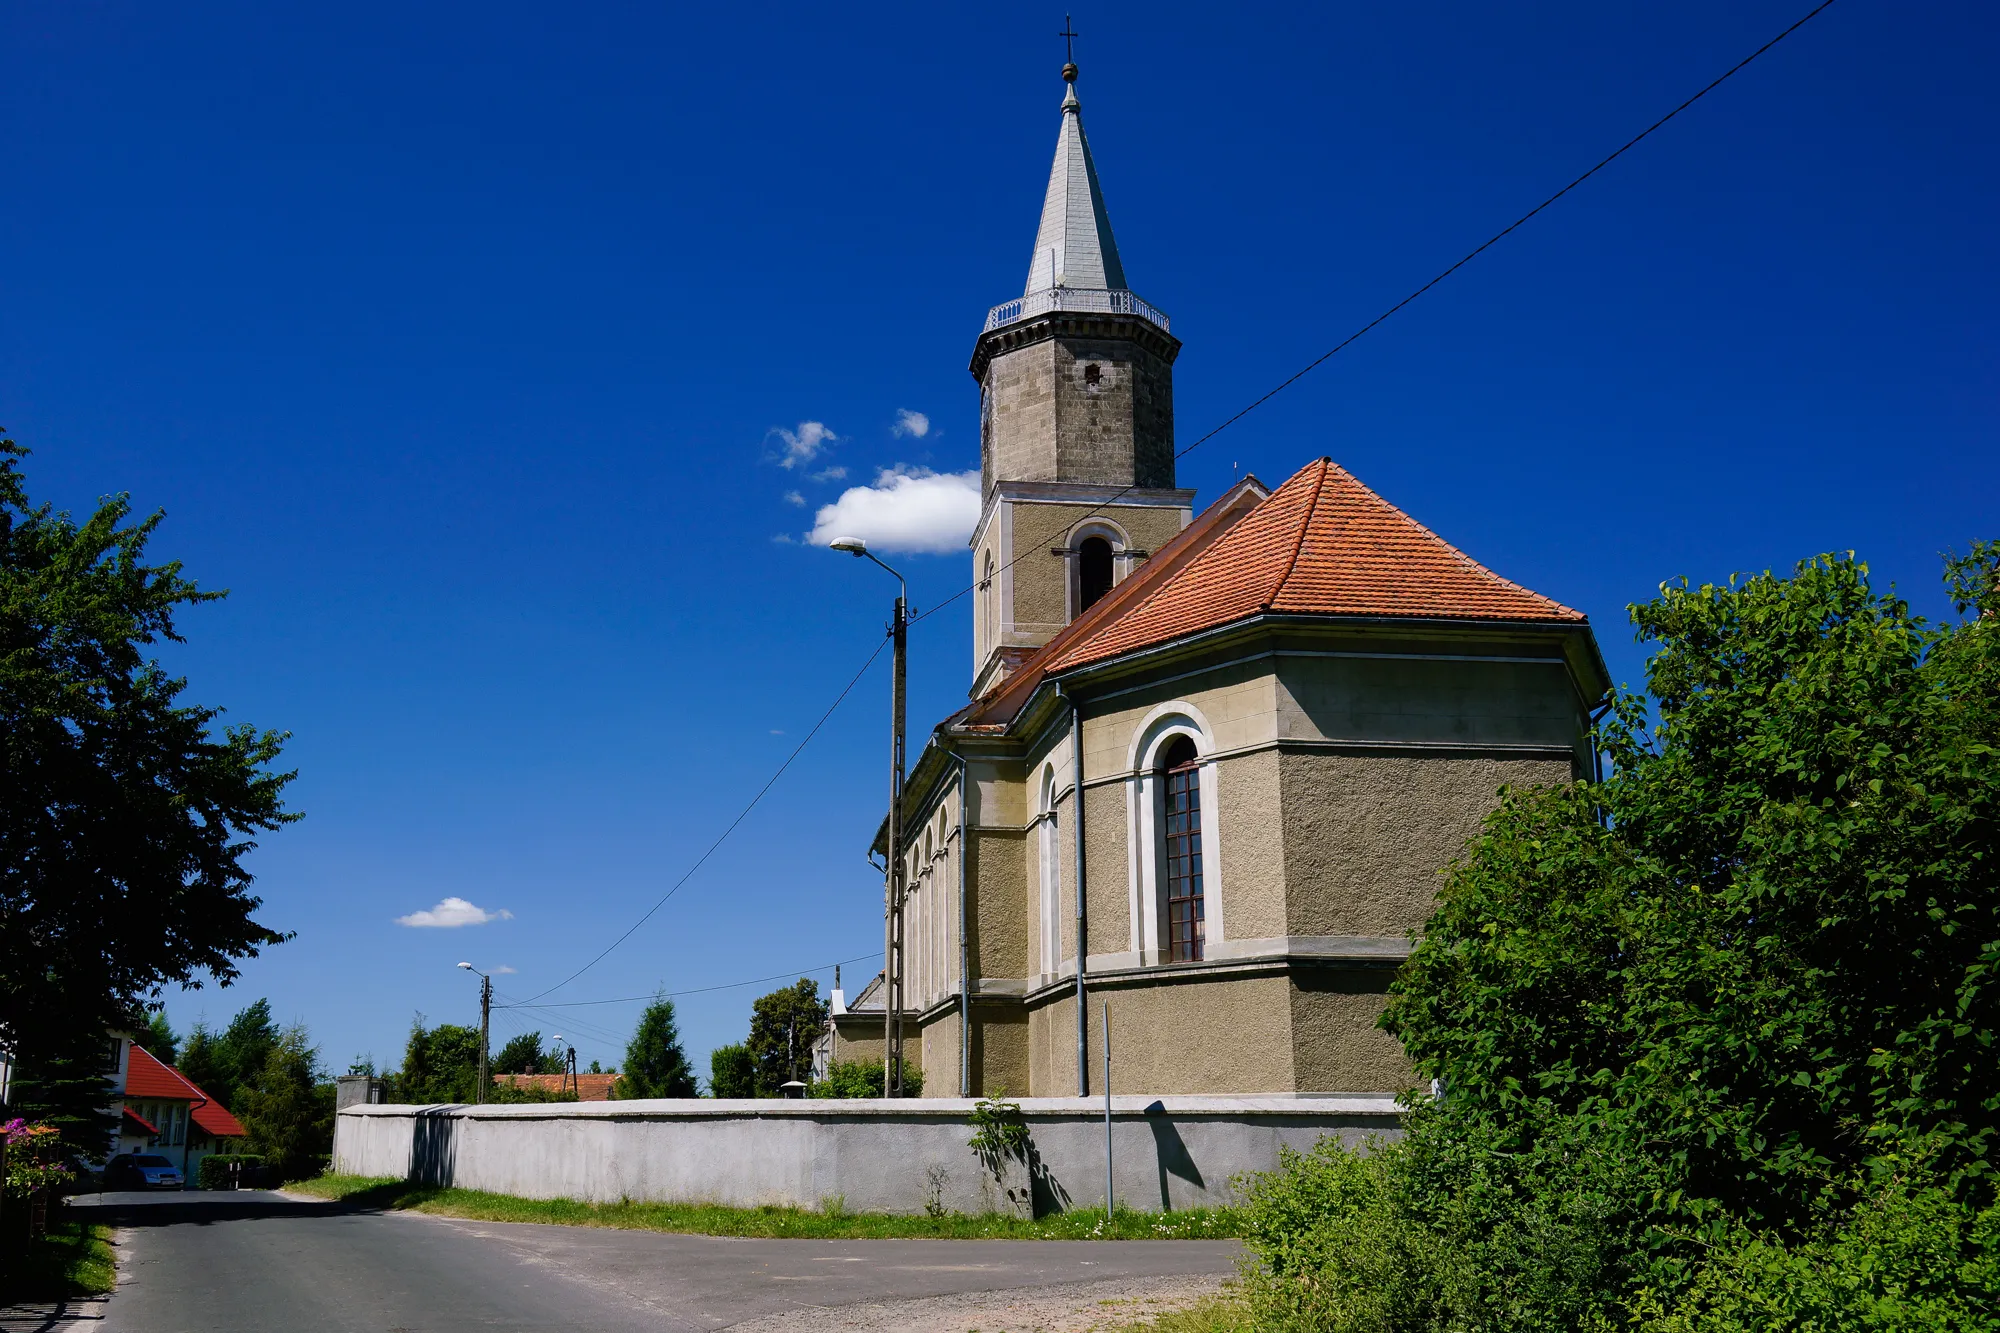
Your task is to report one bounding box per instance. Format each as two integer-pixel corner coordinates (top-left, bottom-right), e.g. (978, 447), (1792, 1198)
(827, 59), (1609, 1098)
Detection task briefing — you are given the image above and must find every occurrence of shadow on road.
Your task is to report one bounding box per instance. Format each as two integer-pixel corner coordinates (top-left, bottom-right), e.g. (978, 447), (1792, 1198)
(64, 1189), (400, 1230)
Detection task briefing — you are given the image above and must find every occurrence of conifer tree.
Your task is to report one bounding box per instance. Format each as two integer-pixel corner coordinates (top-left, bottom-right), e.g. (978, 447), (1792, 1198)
(615, 998), (697, 1099)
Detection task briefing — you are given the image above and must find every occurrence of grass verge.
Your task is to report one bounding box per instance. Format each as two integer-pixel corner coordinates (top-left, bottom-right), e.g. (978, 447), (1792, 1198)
(1102, 1292), (1255, 1332)
(0, 1219), (117, 1303)
(290, 1173), (1244, 1240)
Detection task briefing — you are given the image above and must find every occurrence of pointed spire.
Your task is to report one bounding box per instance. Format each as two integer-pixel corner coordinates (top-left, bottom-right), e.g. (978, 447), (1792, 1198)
(1023, 63), (1127, 296)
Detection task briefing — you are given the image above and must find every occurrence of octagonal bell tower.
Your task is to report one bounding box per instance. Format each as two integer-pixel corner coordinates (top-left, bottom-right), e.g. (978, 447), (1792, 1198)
(967, 59), (1194, 696)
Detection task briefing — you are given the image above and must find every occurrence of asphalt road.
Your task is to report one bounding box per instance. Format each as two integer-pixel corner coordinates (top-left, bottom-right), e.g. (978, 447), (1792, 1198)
(18, 1191), (1240, 1332)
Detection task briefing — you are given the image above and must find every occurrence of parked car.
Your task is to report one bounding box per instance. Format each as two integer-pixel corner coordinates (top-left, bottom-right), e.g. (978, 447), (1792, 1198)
(104, 1153), (185, 1190)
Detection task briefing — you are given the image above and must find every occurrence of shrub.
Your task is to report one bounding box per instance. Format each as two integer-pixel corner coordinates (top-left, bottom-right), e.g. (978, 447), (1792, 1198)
(197, 1154), (267, 1190)
(809, 1058), (922, 1098)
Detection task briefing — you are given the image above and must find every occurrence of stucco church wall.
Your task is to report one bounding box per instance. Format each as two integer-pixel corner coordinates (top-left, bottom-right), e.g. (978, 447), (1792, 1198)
(1278, 752), (1571, 938)
(1084, 782), (1129, 957)
(1288, 971), (1415, 1093)
(1215, 748), (1288, 943)
(1007, 501), (1187, 635)
(1030, 974), (1300, 1095)
(972, 827), (1030, 981)
(1276, 655), (1582, 750)
(918, 1009), (959, 1094)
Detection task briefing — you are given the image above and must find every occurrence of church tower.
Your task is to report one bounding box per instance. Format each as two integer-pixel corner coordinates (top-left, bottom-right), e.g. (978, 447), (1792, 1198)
(968, 58), (1194, 694)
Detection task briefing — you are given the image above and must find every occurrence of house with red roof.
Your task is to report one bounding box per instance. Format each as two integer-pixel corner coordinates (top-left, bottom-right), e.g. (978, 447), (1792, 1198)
(102, 1036), (246, 1177)
(826, 58), (1608, 1099)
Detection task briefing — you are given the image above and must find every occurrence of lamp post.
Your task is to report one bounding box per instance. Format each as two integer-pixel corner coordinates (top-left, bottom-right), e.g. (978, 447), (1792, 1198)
(457, 962), (491, 1104)
(829, 535), (908, 1097)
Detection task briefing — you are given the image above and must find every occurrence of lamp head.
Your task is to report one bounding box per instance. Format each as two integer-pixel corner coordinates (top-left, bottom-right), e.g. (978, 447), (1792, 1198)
(828, 536), (867, 557)
(456, 961), (472, 971)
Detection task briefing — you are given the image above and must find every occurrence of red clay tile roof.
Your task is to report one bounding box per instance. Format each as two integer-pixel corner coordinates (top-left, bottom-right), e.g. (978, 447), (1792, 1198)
(1046, 458), (1583, 672)
(125, 1045), (246, 1138)
(493, 1072), (618, 1102)
(124, 1046), (197, 1100)
(122, 1106), (159, 1136)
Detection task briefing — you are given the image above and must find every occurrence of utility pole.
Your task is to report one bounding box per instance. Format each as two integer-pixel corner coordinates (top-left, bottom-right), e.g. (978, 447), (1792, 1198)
(827, 536), (909, 1100)
(888, 584), (907, 1096)
(477, 973), (491, 1104)
(458, 962), (491, 1104)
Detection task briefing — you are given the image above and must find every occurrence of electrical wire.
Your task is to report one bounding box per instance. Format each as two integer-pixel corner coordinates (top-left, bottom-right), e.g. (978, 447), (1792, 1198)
(517, 638), (891, 1004)
(497, 951), (883, 1010)
(909, 0), (1840, 628)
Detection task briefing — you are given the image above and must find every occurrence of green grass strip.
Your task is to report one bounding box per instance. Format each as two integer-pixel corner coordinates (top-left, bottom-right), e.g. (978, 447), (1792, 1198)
(290, 1173), (1245, 1240)
(0, 1219), (117, 1302)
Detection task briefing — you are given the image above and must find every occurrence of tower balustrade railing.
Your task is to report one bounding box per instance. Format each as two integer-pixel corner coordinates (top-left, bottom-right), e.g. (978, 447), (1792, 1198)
(982, 286), (1170, 334)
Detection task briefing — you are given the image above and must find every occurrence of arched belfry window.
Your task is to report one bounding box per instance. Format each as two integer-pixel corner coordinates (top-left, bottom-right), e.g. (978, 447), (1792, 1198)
(1078, 536), (1114, 613)
(1161, 735), (1204, 963)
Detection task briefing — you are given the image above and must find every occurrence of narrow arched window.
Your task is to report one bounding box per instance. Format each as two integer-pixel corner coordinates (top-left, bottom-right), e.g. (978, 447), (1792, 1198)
(1161, 735), (1204, 963)
(1079, 536), (1114, 613)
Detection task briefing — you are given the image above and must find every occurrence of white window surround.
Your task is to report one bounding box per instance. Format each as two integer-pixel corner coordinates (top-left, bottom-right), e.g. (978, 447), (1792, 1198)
(1036, 764), (1062, 977)
(1125, 701), (1225, 965)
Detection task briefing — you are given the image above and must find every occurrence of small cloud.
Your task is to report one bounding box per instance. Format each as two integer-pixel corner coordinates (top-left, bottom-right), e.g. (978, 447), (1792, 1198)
(768, 421), (839, 470)
(783, 490), (805, 507)
(807, 467), (981, 555)
(810, 466), (848, 483)
(395, 897), (513, 929)
(771, 532), (797, 545)
(769, 729), (785, 735)
(892, 409), (930, 439)
(493, 965), (518, 974)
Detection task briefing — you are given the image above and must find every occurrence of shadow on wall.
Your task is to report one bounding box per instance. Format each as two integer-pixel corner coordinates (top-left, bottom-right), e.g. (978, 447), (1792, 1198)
(1145, 1100), (1205, 1209)
(410, 1109), (459, 1187)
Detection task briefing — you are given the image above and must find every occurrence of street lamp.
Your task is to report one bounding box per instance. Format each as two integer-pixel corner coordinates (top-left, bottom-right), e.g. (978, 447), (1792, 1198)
(829, 535), (909, 1097)
(457, 962), (491, 1104)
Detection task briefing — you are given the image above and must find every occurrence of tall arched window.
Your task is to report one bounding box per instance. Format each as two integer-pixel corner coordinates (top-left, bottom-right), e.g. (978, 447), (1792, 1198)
(981, 550), (998, 656)
(1078, 536), (1114, 612)
(1161, 735), (1204, 962)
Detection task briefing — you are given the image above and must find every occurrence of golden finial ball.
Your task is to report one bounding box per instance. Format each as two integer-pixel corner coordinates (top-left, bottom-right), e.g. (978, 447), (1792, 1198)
(1062, 62), (1079, 82)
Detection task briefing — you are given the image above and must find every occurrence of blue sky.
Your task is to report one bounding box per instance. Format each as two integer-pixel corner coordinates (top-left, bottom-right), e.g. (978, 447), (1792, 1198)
(4, 1), (1994, 1079)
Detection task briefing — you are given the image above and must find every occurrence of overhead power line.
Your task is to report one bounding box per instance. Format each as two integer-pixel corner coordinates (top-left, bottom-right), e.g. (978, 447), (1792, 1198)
(517, 639), (890, 1004)
(910, 0), (1840, 628)
(498, 951), (883, 1011)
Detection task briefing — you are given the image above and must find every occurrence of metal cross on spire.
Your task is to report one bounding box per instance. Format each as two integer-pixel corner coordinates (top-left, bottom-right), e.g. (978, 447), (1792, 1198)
(1059, 14), (1078, 66)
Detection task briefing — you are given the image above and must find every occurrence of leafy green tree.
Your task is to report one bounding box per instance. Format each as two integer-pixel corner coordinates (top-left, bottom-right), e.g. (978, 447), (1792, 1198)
(492, 1031), (561, 1076)
(393, 1019), (482, 1104)
(0, 436), (297, 1152)
(615, 999), (697, 1099)
(141, 1012), (179, 1066)
(708, 1043), (755, 1099)
(1237, 546), (2000, 1330)
(240, 1025), (332, 1182)
(746, 980), (827, 1094)
(176, 1021), (227, 1101)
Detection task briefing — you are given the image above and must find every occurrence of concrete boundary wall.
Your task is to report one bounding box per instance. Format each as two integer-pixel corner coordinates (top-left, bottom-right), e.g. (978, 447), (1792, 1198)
(333, 1095), (1401, 1216)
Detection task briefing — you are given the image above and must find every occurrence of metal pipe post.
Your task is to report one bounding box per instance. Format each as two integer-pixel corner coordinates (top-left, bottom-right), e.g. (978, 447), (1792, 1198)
(1103, 1001), (1113, 1217)
(1070, 688), (1088, 1096)
(887, 591), (908, 1095)
(476, 974), (491, 1104)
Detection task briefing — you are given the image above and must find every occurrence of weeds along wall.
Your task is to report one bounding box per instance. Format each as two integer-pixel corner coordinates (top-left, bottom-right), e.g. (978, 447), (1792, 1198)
(333, 1096), (1399, 1217)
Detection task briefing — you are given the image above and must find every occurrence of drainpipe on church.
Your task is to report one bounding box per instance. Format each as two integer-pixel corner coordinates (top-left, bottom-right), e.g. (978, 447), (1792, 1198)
(1059, 682), (1088, 1097)
(952, 751), (971, 1097)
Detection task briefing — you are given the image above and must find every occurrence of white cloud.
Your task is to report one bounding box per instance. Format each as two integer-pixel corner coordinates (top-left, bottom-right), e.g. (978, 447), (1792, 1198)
(807, 467), (980, 555)
(810, 466), (848, 483)
(892, 409), (930, 439)
(395, 897), (514, 929)
(782, 490), (805, 507)
(768, 421), (838, 470)
(493, 965), (518, 974)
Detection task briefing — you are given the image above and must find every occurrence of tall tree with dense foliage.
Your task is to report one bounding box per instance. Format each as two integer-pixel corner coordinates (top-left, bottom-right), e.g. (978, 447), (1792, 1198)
(492, 1031), (561, 1076)
(746, 980), (827, 1094)
(614, 998), (698, 1099)
(708, 1044), (754, 1099)
(240, 1025), (333, 1182)
(1236, 547), (2000, 1331)
(393, 1019), (483, 1104)
(0, 437), (298, 1149)
(141, 1012), (179, 1067)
